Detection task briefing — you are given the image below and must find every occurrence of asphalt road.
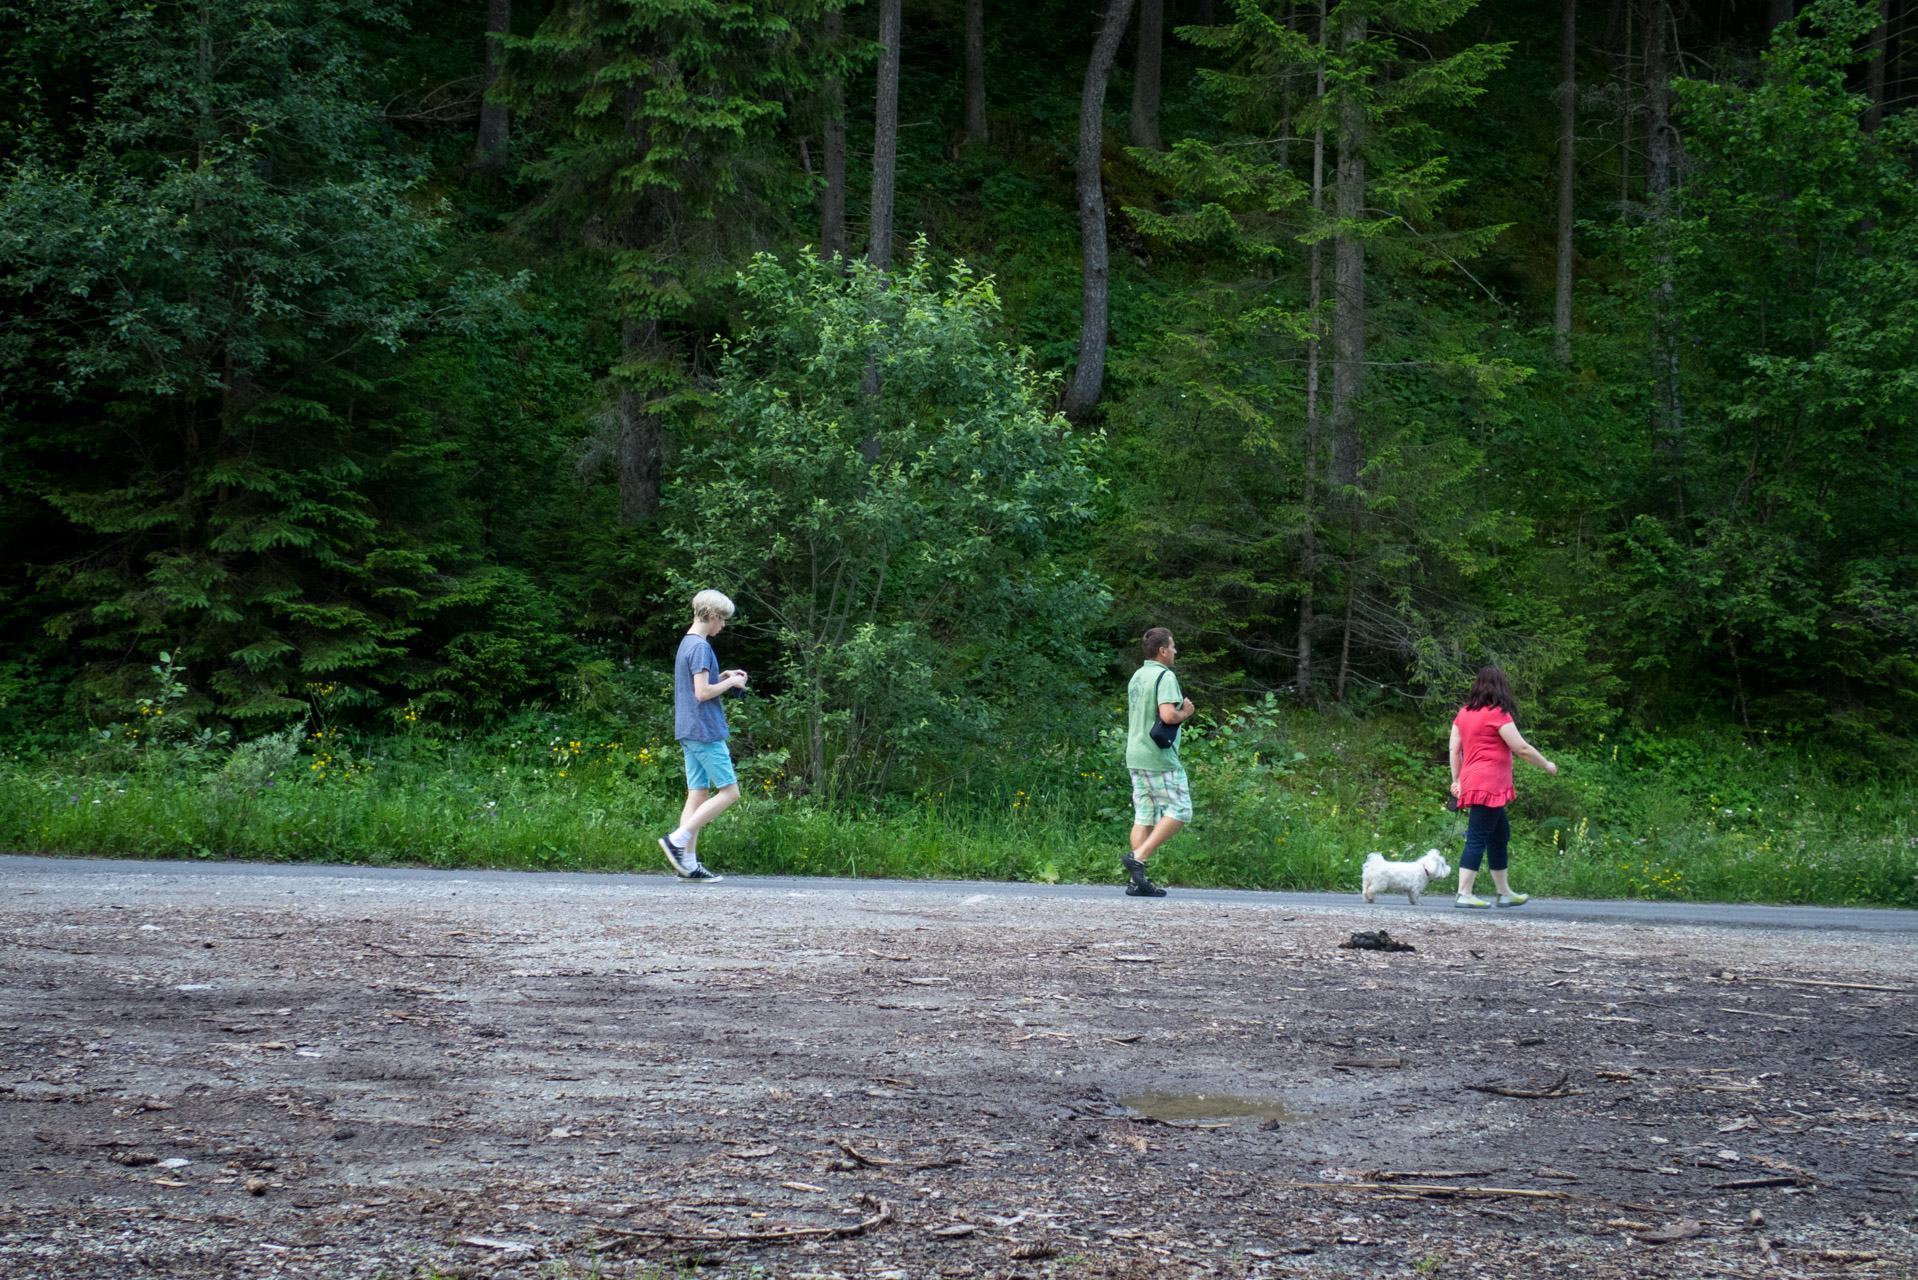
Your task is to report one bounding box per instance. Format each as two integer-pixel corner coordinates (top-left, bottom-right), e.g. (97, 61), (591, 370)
(4, 852), (1915, 933)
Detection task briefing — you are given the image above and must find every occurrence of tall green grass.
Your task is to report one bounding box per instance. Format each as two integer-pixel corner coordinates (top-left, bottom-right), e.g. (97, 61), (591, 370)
(4, 703), (1915, 906)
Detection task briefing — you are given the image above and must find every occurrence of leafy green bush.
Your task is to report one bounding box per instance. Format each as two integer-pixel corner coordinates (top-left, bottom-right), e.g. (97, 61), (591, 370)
(667, 247), (1108, 798)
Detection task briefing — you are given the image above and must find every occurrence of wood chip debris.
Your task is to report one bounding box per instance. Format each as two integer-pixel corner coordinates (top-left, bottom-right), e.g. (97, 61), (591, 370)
(1747, 977), (1908, 993)
(595, 1196), (897, 1246)
(1465, 1072), (1582, 1099)
(1289, 1181), (1570, 1201)
(1635, 1219), (1702, 1244)
(461, 1236), (534, 1253)
(833, 1140), (897, 1167)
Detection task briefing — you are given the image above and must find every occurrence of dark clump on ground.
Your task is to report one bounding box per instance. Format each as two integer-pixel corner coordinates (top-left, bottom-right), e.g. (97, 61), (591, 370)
(1, 863), (1915, 1279)
(1339, 931), (1415, 953)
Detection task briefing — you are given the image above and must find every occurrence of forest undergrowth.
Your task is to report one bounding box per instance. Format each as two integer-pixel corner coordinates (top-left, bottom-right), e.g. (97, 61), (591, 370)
(6, 700), (1913, 909)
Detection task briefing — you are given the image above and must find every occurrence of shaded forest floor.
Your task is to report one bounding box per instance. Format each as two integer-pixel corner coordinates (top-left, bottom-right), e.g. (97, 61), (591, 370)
(3, 862), (1916, 1278)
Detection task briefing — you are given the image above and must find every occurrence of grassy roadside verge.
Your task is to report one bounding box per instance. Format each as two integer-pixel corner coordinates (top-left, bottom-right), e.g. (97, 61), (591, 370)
(3, 704), (1915, 907)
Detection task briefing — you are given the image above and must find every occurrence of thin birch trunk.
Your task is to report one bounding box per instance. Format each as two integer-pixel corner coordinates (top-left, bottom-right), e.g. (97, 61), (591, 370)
(869, 0), (903, 270)
(822, 9), (847, 258)
(476, 0), (511, 170)
(1327, 7), (1365, 493)
(1619, 0), (1631, 208)
(1295, 0), (1326, 702)
(1335, 539), (1356, 702)
(1554, 0), (1575, 365)
(1328, 7), (1366, 699)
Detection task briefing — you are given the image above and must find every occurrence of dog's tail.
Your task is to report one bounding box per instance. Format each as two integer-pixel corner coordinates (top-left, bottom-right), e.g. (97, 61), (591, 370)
(1362, 852), (1385, 868)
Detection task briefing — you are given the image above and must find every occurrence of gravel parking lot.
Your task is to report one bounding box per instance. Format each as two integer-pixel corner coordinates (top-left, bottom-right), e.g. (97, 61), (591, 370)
(3, 857), (1915, 1279)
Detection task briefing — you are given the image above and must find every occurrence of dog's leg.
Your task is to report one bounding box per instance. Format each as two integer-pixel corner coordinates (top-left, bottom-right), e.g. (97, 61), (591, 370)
(1407, 888), (1419, 905)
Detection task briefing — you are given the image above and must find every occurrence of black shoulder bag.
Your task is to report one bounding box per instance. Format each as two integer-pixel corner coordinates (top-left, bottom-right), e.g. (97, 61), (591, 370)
(1147, 669), (1181, 750)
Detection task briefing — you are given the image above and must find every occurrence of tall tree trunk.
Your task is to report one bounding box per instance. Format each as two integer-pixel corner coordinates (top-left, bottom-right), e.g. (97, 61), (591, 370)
(964, 0), (988, 143)
(1618, 0), (1631, 208)
(615, 101), (665, 525)
(1335, 540), (1356, 702)
(476, 0), (511, 170)
(822, 8), (847, 258)
(617, 318), (663, 523)
(1328, 8), (1366, 698)
(1641, 0), (1669, 202)
(1295, 0), (1327, 703)
(1327, 7), (1365, 492)
(1131, 0), (1164, 149)
(1059, 0), (1140, 421)
(1278, 2), (1295, 171)
(1554, 0), (1576, 365)
(1642, 0), (1682, 510)
(869, 0), (903, 270)
(1864, 0), (1890, 131)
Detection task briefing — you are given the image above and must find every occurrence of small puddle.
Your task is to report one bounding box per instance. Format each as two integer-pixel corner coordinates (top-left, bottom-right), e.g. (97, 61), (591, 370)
(1120, 1091), (1302, 1124)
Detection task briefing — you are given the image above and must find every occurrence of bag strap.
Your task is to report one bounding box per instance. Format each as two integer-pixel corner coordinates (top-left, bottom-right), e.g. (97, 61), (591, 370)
(1151, 668), (1173, 730)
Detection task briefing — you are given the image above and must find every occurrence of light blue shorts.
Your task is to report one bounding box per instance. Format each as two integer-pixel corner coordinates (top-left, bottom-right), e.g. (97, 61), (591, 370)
(680, 739), (737, 791)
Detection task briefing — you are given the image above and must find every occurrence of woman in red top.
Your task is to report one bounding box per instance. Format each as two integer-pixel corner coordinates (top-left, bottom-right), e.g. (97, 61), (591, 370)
(1449, 666), (1556, 908)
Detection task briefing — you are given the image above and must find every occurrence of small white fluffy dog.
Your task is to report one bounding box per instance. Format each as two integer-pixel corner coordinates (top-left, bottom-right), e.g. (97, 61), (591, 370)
(1361, 849), (1452, 904)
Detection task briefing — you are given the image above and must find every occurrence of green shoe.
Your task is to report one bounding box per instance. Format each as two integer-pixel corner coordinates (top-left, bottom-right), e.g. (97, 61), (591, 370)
(1496, 893), (1530, 908)
(1455, 894), (1492, 909)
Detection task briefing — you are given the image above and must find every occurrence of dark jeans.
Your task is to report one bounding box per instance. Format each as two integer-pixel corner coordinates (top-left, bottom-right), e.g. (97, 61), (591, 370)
(1460, 803), (1510, 873)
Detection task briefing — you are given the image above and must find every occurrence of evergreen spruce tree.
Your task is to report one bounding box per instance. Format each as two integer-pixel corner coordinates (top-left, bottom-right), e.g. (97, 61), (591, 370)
(504, 0), (846, 522)
(0, 0), (497, 720)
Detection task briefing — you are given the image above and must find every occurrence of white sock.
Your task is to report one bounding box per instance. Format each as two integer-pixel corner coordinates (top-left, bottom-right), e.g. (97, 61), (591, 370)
(670, 827), (692, 847)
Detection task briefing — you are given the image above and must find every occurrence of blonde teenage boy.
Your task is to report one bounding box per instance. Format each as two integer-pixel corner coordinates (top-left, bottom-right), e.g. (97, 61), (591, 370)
(658, 590), (748, 882)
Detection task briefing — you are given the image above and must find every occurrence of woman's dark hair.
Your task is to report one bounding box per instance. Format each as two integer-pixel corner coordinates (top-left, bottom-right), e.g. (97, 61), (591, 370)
(1463, 666), (1518, 717)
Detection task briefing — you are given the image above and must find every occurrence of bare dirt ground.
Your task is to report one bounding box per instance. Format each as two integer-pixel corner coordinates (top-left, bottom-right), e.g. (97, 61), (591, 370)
(3, 861), (1916, 1280)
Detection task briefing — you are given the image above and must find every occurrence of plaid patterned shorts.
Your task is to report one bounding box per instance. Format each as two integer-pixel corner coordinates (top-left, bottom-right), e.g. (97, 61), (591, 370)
(1129, 767), (1193, 825)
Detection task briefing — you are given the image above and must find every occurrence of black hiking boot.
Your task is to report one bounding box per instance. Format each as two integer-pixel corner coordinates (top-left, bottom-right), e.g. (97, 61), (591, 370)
(1122, 854), (1166, 897)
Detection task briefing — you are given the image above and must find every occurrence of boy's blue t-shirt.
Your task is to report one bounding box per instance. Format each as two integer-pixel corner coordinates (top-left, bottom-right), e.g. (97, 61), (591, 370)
(673, 633), (729, 742)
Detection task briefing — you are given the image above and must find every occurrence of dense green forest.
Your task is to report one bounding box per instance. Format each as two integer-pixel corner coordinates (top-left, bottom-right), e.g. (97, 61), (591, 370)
(1, 0), (1915, 898)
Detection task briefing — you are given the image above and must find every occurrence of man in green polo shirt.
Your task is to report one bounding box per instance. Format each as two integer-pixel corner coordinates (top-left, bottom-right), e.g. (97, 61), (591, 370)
(1122, 626), (1195, 897)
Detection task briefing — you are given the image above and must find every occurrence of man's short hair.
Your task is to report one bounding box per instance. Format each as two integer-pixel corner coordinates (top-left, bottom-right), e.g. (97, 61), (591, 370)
(1142, 627), (1173, 659)
(692, 589), (736, 623)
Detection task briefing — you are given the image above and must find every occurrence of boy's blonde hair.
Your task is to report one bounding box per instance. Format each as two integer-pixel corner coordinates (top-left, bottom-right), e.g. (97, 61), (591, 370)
(692, 589), (736, 623)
